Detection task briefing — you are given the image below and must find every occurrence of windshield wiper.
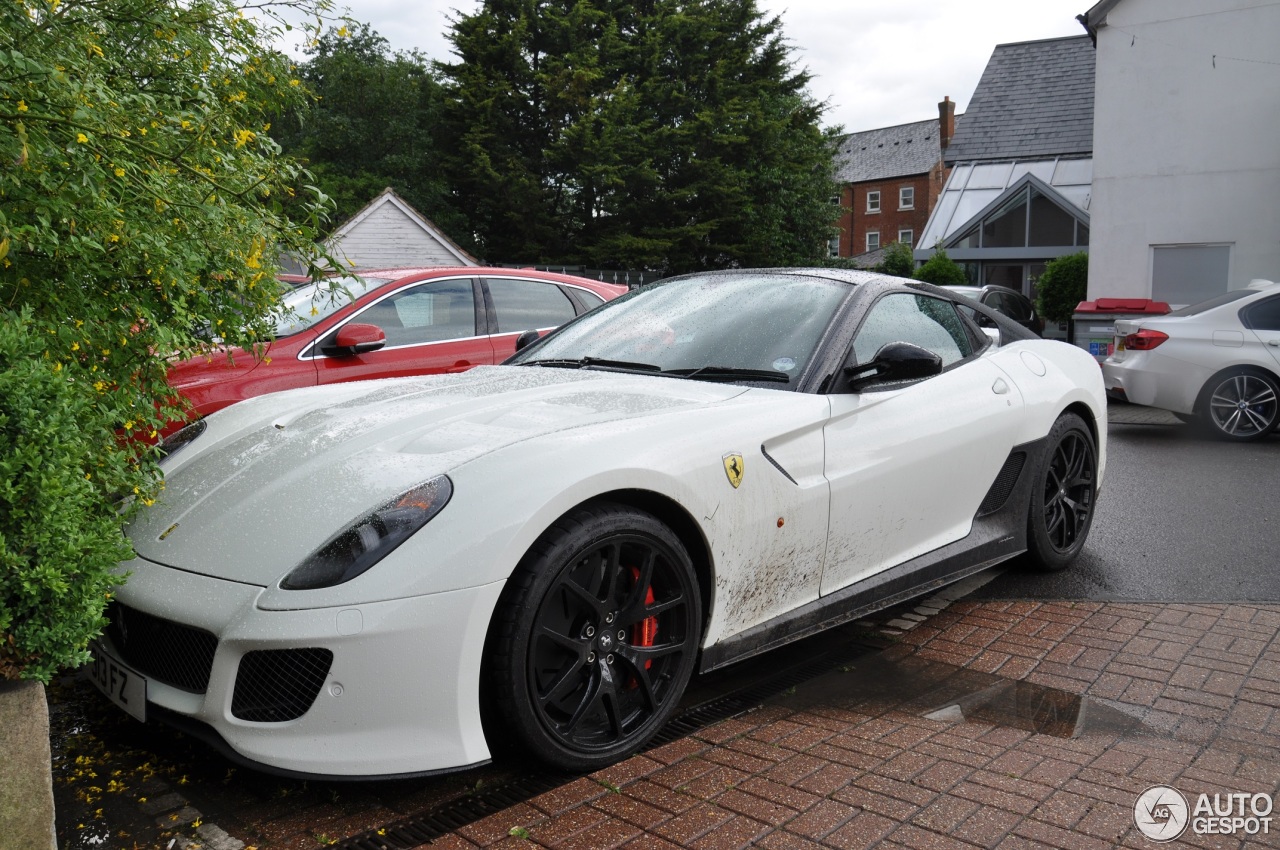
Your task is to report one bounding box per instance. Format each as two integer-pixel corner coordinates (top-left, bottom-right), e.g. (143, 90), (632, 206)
(662, 365), (790, 383)
(518, 357), (661, 373)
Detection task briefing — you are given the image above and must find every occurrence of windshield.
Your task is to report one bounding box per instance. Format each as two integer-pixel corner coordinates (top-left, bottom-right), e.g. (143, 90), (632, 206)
(508, 273), (851, 384)
(271, 276), (391, 336)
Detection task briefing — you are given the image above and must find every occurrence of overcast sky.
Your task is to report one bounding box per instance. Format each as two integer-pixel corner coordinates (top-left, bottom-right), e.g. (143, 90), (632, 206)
(316, 0), (1092, 132)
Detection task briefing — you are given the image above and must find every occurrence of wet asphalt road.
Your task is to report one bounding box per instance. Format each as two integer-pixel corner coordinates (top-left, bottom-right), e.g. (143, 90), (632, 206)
(975, 419), (1280, 602)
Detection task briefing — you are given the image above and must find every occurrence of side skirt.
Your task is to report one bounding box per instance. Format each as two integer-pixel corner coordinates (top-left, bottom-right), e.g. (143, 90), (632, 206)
(699, 436), (1046, 673)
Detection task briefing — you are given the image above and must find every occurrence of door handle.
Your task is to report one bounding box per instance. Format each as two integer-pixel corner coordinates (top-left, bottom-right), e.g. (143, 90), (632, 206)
(1268, 340), (1280, 347)
(992, 378), (1010, 395)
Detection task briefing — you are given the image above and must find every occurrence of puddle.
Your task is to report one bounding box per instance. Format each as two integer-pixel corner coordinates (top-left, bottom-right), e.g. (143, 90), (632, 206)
(768, 652), (1149, 739)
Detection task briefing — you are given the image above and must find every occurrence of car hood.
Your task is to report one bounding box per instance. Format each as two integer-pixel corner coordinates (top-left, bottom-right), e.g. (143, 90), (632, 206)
(128, 366), (750, 585)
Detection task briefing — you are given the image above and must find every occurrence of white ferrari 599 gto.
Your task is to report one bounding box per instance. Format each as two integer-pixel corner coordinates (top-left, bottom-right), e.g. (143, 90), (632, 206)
(91, 269), (1106, 778)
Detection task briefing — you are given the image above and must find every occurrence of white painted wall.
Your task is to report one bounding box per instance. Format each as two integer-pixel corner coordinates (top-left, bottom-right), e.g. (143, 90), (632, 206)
(1088, 0), (1280, 303)
(330, 202), (470, 271)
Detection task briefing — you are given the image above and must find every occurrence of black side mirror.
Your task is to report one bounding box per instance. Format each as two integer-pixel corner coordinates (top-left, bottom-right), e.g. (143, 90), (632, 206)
(844, 341), (943, 390)
(514, 329), (541, 352)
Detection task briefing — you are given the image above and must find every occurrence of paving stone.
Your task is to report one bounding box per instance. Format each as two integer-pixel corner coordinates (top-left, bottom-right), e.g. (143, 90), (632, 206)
(407, 601), (1280, 850)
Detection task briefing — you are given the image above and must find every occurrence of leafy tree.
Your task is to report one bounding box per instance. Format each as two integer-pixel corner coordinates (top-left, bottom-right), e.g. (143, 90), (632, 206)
(876, 241), (916, 278)
(913, 246), (968, 286)
(437, 0), (839, 271)
(0, 0), (336, 681)
(1036, 251), (1089, 324)
(275, 24), (461, 233)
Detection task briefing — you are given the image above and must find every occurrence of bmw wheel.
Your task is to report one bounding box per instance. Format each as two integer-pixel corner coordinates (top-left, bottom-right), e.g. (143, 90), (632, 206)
(1024, 413), (1097, 572)
(487, 502), (701, 771)
(1201, 370), (1280, 442)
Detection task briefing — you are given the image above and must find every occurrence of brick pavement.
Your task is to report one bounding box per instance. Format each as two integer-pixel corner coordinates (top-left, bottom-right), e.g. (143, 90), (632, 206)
(430, 602), (1280, 850)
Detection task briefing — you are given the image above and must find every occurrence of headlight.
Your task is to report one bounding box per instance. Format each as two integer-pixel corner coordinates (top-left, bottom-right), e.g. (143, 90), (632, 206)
(157, 419), (207, 465)
(280, 476), (453, 590)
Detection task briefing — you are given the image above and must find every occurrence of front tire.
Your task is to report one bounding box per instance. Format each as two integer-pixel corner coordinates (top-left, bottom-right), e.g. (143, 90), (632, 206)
(486, 502), (701, 771)
(1024, 413), (1097, 572)
(1200, 370), (1280, 441)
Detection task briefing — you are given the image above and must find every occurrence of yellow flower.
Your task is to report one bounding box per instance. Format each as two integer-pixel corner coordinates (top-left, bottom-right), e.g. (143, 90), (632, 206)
(76, 133), (88, 143)
(71, 342), (80, 351)
(16, 100), (27, 113)
(233, 128), (256, 148)
(289, 79), (301, 87)
(114, 167), (125, 177)
(337, 25), (350, 37)
(123, 420), (134, 431)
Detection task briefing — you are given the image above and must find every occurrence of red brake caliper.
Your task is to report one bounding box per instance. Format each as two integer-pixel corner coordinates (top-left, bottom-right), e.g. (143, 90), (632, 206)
(627, 567), (657, 688)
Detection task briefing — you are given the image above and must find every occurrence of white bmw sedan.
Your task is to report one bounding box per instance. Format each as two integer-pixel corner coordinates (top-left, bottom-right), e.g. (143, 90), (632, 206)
(92, 269), (1106, 778)
(1103, 280), (1280, 441)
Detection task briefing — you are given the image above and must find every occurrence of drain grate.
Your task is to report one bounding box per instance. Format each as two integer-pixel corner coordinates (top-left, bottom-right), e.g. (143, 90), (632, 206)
(333, 637), (879, 850)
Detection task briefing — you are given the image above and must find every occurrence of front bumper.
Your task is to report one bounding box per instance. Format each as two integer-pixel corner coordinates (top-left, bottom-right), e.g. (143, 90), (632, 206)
(102, 556), (503, 778)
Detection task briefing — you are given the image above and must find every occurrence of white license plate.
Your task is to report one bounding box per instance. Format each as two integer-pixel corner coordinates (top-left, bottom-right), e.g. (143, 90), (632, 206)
(88, 640), (147, 722)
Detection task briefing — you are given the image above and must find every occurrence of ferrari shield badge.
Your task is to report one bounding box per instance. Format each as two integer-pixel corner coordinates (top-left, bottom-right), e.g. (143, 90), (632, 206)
(722, 453), (745, 489)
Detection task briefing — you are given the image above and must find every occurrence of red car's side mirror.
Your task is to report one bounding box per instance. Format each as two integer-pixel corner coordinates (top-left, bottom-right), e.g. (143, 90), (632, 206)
(324, 323), (386, 357)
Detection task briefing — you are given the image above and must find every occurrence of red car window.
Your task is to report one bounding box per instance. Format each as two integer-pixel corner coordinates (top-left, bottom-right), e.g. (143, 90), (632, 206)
(486, 278), (578, 333)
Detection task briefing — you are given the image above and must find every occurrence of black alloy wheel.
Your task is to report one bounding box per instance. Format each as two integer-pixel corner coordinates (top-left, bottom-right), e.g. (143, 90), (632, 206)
(1024, 413), (1097, 571)
(486, 503), (701, 771)
(1202, 371), (1280, 441)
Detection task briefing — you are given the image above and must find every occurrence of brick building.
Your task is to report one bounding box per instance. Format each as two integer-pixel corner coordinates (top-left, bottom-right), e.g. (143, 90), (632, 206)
(831, 99), (958, 263)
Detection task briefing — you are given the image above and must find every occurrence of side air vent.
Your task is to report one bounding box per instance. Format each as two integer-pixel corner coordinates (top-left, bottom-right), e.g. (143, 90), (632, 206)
(977, 451), (1027, 517)
(232, 648), (334, 722)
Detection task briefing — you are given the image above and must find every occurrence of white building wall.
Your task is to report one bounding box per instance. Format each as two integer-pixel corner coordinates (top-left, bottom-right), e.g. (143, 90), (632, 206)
(1088, 0), (1280, 303)
(330, 204), (468, 271)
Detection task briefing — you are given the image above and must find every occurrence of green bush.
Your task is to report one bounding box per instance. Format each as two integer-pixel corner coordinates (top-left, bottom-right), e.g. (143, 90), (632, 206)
(876, 241), (916, 278)
(1, 0), (339, 681)
(912, 246), (968, 286)
(1036, 252), (1090, 324)
(0, 310), (139, 683)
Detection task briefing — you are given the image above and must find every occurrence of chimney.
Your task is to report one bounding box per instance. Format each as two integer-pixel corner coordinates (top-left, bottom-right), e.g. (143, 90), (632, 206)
(938, 96), (955, 150)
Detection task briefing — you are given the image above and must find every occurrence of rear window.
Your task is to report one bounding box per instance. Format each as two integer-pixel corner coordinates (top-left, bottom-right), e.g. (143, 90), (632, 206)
(1167, 289), (1254, 317)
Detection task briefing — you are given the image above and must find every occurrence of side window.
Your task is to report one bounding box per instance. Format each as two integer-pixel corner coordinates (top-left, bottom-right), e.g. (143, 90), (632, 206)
(353, 278), (476, 347)
(1002, 293), (1033, 321)
(1244, 295), (1280, 331)
(853, 293), (974, 370)
(486, 278), (577, 333)
(571, 288), (605, 311)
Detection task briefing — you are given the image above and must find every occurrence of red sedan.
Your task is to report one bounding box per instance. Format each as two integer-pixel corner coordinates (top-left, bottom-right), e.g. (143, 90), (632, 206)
(170, 267), (627, 418)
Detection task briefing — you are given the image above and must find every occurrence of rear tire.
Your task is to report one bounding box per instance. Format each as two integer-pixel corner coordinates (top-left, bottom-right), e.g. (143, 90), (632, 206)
(485, 502), (701, 771)
(1199, 370), (1280, 442)
(1024, 413), (1097, 572)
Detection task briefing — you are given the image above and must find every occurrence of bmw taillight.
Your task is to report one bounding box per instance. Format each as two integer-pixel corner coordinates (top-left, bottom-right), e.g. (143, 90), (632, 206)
(1123, 329), (1169, 351)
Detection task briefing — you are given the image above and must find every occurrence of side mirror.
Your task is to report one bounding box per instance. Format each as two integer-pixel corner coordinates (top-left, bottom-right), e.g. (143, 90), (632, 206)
(514, 329), (541, 352)
(844, 341), (943, 390)
(323, 323), (386, 357)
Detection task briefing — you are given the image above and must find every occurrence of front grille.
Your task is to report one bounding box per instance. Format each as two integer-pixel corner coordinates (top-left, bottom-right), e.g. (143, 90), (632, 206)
(104, 602), (218, 693)
(232, 648), (334, 722)
(977, 451), (1027, 516)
